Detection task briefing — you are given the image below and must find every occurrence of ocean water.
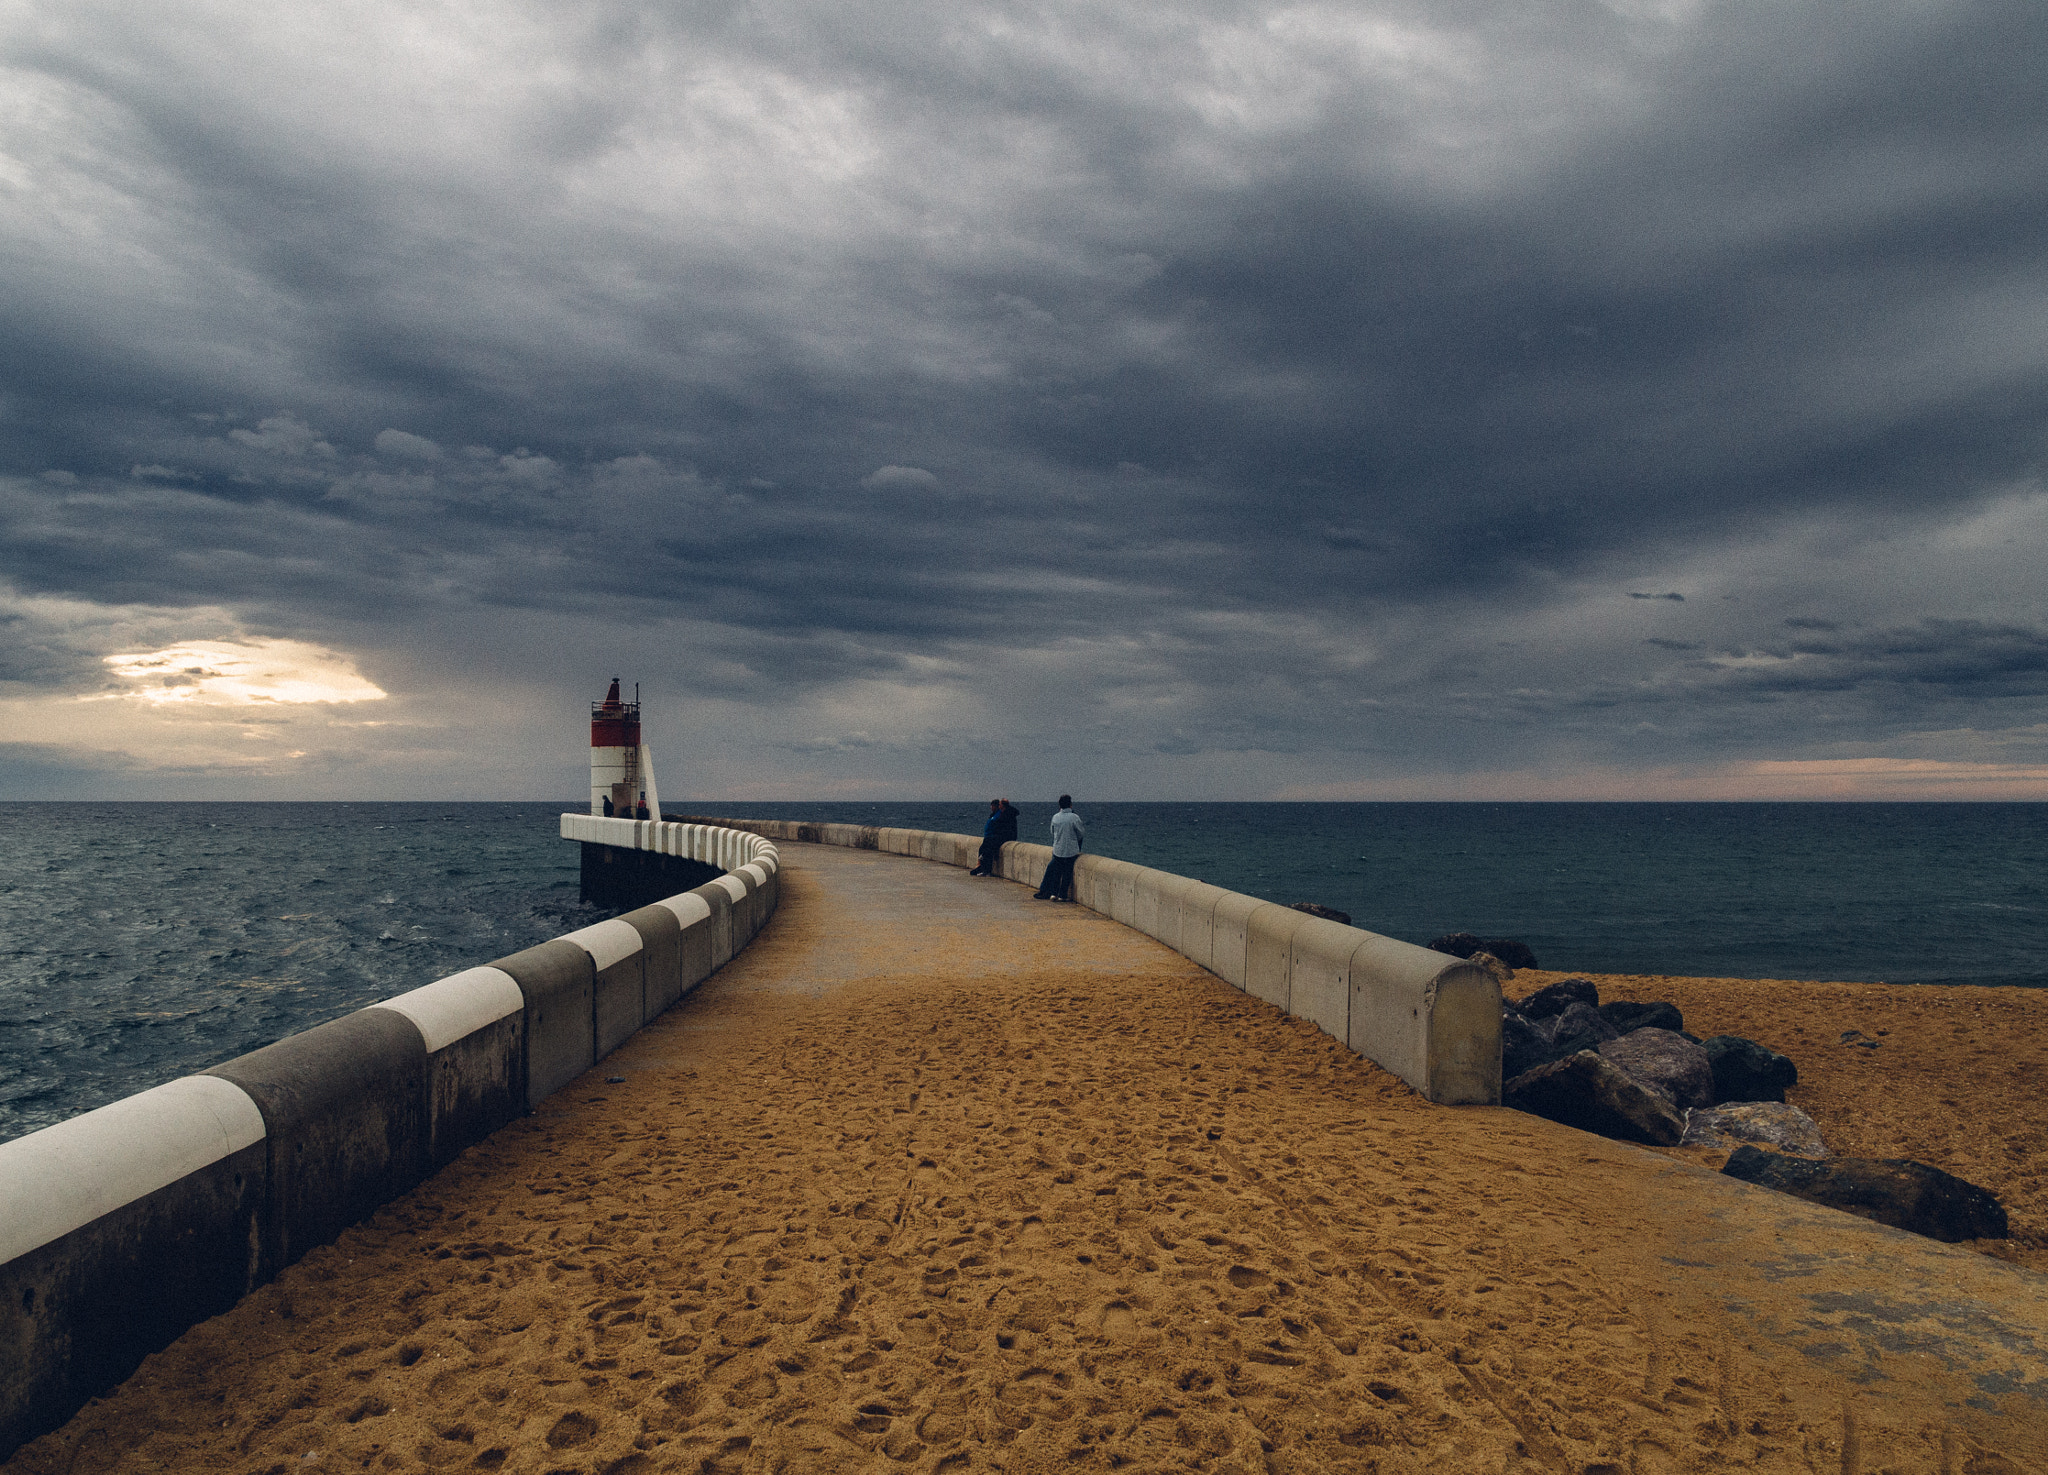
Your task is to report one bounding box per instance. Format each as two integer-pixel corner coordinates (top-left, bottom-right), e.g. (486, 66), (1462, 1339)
(3, 800), (2043, 1144)
(710, 802), (2048, 992)
(0, 802), (600, 1146)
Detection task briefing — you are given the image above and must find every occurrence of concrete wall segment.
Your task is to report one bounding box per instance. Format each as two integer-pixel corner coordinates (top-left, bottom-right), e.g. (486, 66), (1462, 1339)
(676, 906), (714, 995)
(1138, 872), (1195, 951)
(1009, 842), (1051, 886)
(1176, 882), (1226, 972)
(1286, 917), (1355, 1043)
(1, 1131), (267, 1461)
(1109, 865), (1140, 926)
(0, 1075), (266, 1266)
(1424, 963), (1504, 1106)
(693, 880), (735, 969)
(592, 954), (646, 1059)
(491, 939), (596, 1108)
(1070, 855), (1108, 910)
(1207, 892), (1260, 989)
(203, 1008), (430, 1275)
(1243, 904), (1302, 1010)
(1131, 869), (1168, 942)
(408, 1013), (525, 1171)
(621, 903), (685, 1018)
(1344, 934), (1432, 1091)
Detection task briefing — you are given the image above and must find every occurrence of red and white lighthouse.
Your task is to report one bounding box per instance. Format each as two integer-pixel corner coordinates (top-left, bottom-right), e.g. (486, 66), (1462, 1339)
(590, 678), (661, 818)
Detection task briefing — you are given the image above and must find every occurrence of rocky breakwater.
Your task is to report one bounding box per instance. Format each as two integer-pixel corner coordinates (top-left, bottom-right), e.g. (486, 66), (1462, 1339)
(1491, 967), (2009, 1246)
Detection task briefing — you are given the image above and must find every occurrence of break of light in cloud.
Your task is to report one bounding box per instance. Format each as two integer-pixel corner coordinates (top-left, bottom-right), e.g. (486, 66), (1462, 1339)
(1, 0), (2046, 799)
(99, 639), (387, 707)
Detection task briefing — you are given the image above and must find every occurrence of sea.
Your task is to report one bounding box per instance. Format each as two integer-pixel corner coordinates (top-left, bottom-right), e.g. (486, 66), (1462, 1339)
(2, 800), (2043, 1145)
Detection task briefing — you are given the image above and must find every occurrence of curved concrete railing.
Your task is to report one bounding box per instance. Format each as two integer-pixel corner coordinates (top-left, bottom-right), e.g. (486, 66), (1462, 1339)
(0, 822), (778, 1461)
(679, 815), (1501, 1107)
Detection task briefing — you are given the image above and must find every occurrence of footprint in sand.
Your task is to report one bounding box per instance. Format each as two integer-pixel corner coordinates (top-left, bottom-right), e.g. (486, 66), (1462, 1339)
(544, 1410), (599, 1449)
(1097, 1302), (1137, 1339)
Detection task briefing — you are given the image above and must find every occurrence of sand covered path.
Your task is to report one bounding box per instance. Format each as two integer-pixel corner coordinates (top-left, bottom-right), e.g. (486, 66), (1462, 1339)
(8, 844), (2047, 1474)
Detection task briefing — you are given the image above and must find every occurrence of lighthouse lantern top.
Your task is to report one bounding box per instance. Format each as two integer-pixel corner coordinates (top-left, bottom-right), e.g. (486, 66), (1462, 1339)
(591, 676), (641, 747)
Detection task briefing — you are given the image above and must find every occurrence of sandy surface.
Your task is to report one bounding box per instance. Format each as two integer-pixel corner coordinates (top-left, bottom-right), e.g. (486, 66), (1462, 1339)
(9, 846), (2046, 1474)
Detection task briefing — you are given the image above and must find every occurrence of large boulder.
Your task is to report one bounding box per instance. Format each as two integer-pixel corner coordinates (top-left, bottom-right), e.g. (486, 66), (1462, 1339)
(1428, 933), (1540, 970)
(1701, 1035), (1798, 1103)
(1500, 1008), (1555, 1080)
(1721, 1146), (2007, 1243)
(1466, 951), (1515, 984)
(1504, 1051), (1686, 1146)
(1516, 977), (1600, 1020)
(1600, 999), (1684, 1035)
(1545, 1000), (1619, 1057)
(1599, 1027), (1715, 1111)
(1682, 1103), (1827, 1159)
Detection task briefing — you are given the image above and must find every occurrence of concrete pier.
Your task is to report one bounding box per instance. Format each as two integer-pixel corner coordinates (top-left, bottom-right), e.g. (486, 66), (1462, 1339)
(6, 840), (2043, 1473)
(577, 841), (719, 911)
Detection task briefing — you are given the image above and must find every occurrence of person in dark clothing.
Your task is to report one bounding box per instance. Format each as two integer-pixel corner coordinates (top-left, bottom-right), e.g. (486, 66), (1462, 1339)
(971, 799), (1022, 876)
(970, 799), (1002, 875)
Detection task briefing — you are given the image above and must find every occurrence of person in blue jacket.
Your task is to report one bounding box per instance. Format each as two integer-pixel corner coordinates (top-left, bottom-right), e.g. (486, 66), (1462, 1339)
(971, 798), (1021, 875)
(1034, 795), (1084, 901)
(970, 799), (1002, 875)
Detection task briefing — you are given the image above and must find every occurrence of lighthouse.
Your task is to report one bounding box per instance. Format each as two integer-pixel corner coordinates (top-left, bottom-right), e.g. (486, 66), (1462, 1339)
(590, 677), (661, 819)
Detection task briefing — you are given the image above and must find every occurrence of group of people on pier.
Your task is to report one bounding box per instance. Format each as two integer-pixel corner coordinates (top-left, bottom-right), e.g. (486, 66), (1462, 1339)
(969, 795), (1085, 902)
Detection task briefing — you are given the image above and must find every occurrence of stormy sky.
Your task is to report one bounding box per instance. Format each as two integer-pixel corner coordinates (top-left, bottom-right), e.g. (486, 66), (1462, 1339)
(3, 0), (2046, 801)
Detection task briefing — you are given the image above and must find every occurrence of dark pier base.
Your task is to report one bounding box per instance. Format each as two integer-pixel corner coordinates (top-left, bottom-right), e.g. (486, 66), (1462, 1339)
(580, 842), (723, 911)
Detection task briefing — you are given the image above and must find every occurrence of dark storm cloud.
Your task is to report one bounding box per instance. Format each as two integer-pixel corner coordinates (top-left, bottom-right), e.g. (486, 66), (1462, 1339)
(3, 0), (2047, 794)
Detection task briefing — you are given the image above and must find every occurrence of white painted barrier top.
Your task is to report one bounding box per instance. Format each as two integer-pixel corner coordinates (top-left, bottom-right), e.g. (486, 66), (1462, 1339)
(562, 917), (644, 970)
(656, 893), (712, 928)
(375, 966), (526, 1053)
(0, 1075), (266, 1263)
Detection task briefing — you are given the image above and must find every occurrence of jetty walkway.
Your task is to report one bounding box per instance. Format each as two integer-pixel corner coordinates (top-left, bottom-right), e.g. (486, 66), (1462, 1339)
(8, 843), (2045, 1473)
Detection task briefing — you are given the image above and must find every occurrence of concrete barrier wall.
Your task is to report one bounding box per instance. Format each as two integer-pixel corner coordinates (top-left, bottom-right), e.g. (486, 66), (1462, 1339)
(0, 820), (779, 1461)
(684, 814), (1499, 1107)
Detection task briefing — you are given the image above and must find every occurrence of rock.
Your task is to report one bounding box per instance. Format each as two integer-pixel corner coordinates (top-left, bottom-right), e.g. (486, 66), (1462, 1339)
(1426, 933), (1539, 970)
(1504, 1051), (1686, 1146)
(1291, 902), (1352, 925)
(1700, 1035), (1798, 1103)
(1598, 1027), (1715, 1111)
(1516, 977), (1600, 1020)
(1500, 1008), (1555, 1080)
(1720, 1146), (2008, 1243)
(1544, 1000), (1618, 1056)
(1682, 1103), (1827, 1158)
(1599, 999), (1684, 1035)
(1466, 950), (1514, 984)
(1483, 938), (1539, 970)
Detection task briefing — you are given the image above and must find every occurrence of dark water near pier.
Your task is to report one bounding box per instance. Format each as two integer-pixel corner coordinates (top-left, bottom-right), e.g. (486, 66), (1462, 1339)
(2, 800), (2042, 1144)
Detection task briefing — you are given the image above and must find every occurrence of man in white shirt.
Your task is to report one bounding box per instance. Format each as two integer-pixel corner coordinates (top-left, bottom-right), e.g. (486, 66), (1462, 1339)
(1034, 795), (1084, 901)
